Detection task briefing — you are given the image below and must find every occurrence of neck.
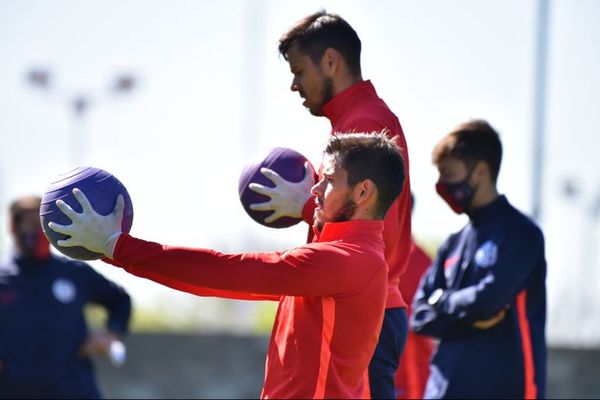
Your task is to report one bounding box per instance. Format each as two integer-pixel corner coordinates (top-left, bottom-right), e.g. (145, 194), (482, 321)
(471, 186), (499, 209)
(350, 205), (378, 221)
(333, 74), (362, 97)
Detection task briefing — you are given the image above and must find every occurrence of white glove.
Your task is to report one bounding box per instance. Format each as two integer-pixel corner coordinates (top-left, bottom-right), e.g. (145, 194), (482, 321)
(248, 162), (315, 224)
(48, 188), (124, 259)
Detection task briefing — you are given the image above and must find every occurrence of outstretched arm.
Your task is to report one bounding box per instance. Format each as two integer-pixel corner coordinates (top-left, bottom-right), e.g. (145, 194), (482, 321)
(48, 188), (381, 301)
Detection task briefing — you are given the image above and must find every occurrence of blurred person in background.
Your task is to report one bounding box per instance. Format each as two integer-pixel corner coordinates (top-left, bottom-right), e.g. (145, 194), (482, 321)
(411, 120), (547, 399)
(0, 195), (132, 399)
(249, 11), (412, 398)
(48, 133), (406, 399)
(394, 193), (434, 399)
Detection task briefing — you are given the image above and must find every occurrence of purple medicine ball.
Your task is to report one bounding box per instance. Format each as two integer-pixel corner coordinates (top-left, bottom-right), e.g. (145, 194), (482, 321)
(238, 147), (314, 229)
(40, 167), (134, 260)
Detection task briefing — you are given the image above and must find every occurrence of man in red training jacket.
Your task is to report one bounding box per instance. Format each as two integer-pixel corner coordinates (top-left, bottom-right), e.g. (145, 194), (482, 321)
(49, 132), (406, 399)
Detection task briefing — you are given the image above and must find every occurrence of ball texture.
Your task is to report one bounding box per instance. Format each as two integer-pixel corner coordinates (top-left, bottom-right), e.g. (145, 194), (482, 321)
(40, 167), (134, 260)
(238, 147), (312, 228)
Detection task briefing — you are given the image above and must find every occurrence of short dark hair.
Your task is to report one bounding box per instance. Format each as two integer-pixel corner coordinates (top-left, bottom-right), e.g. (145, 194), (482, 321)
(325, 131), (405, 218)
(432, 119), (503, 183)
(9, 195), (41, 226)
(279, 11), (362, 78)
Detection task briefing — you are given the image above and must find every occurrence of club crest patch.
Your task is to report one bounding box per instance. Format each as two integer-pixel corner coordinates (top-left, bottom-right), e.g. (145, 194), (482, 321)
(52, 278), (76, 303)
(474, 241), (498, 268)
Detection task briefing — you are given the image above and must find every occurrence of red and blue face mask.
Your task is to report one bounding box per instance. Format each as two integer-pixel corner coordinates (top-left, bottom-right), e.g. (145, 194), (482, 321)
(15, 230), (51, 261)
(12, 211), (51, 261)
(435, 169), (476, 214)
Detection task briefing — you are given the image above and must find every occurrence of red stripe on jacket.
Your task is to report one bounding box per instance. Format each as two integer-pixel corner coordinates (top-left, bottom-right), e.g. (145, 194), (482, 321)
(517, 291), (537, 399)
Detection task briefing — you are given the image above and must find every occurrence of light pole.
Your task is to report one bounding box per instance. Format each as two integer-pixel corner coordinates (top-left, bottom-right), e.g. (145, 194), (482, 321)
(531, 0), (551, 222)
(26, 68), (137, 167)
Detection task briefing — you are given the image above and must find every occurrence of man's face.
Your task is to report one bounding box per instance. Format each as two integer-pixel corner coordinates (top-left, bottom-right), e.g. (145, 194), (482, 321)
(311, 154), (357, 232)
(286, 43), (334, 116)
(436, 157), (469, 185)
(11, 209), (50, 260)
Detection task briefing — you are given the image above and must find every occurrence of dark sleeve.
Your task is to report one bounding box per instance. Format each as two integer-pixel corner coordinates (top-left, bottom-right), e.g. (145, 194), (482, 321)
(410, 235), (481, 340)
(437, 223), (545, 322)
(81, 263), (132, 335)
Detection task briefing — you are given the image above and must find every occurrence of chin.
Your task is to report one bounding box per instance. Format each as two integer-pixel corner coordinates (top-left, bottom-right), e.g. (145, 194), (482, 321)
(308, 107), (321, 116)
(313, 216), (324, 233)
(305, 102), (322, 116)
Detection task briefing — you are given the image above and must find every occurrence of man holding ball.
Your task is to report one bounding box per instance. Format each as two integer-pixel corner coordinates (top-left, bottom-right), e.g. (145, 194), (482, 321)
(249, 11), (412, 398)
(49, 132), (406, 399)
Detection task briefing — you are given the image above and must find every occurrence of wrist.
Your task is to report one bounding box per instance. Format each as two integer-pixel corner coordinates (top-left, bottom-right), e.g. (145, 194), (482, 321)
(104, 232), (122, 259)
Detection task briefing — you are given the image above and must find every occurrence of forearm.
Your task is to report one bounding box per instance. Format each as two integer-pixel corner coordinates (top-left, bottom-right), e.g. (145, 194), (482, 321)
(106, 296), (132, 334)
(106, 234), (290, 299)
(410, 301), (480, 340)
(437, 277), (518, 322)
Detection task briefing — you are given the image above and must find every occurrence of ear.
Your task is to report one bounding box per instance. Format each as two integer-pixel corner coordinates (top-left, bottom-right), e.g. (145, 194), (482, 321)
(352, 179), (377, 205)
(471, 160), (491, 185)
(320, 47), (339, 75)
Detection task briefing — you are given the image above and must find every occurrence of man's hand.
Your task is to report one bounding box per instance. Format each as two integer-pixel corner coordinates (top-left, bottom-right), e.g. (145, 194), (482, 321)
(473, 308), (507, 329)
(248, 162), (315, 224)
(48, 188), (124, 259)
(78, 330), (118, 358)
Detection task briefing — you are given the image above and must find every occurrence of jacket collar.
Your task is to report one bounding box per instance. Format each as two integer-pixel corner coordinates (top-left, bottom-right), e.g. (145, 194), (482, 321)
(316, 219), (384, 242)
(468, 195), (509, 225)
(320, 80), (377, 125)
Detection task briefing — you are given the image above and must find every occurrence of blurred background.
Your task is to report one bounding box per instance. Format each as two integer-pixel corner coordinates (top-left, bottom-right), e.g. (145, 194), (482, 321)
(1, 0), (599, 398)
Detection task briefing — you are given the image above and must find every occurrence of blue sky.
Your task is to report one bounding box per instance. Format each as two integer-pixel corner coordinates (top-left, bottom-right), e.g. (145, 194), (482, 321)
(1, 0), (599, 344)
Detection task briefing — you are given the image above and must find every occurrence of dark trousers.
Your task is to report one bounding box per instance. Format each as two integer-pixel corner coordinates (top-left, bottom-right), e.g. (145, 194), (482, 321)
(369, 307), (408, 399)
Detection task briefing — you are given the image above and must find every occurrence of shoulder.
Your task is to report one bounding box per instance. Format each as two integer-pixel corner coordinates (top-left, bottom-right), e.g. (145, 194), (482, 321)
(288, 239), (387, 272)
(52, 254), (91, 268)
(505, 203), (545, 243)
(344, 107), (400, 133)
(49, 255), (97, 277)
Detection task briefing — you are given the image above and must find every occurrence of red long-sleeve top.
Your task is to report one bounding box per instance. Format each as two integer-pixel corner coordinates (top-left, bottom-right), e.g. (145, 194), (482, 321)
(104, 220), (388, 399)
(395, 240), (434, 399)
(302, 80), (411, 309)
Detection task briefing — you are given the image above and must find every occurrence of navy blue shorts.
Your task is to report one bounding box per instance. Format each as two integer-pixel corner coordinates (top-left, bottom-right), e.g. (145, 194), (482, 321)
(368, 307), (408, 399)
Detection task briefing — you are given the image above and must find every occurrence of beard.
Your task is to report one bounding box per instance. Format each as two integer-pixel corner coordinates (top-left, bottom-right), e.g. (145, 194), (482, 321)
(313, 197), (357, 233)
(308, 76), (334, 116)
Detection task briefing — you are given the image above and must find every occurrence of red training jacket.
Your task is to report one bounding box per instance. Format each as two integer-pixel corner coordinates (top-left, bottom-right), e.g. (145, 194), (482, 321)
(104, 220), (388, 399)
(302, 80), (411, 309)
(395, 239), (434, 399)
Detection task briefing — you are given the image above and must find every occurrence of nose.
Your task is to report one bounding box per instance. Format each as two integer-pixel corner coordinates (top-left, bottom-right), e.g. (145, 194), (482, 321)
(312, 179), (324, 197)
(291, 77), (299, 92)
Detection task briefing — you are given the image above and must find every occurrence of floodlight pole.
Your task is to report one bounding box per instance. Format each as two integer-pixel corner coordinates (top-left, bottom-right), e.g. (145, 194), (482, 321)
(531, 0), (551, 221)
(26, 69), (137, 167)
